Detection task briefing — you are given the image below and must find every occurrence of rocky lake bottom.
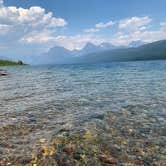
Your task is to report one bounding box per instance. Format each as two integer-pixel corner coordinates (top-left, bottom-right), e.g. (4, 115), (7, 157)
(0, 62), (166, 165)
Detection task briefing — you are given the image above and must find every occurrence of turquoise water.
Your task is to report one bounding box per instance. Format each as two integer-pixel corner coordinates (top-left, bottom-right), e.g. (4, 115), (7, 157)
(0, 61), (166, 165)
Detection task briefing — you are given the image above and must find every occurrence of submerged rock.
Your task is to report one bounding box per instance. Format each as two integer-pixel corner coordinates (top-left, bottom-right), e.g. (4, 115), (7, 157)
(64, 146), (74, 155)
(99, 155), (118, 164)
(0, 70), (8, 76)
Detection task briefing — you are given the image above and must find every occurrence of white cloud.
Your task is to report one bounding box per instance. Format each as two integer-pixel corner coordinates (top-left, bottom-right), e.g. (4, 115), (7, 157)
(21, 17), (166, 50)
(0, 3), (67, 45)
(54, 35), (105, 50)
(110, 27), (166, 46)
(84, 28), (100, 33)
(21, 32), (104, 50)
(0, 24), (10, 34)
(0, 0), (3, 5)
(0, 6), (67, 29)
(95, 21), (114, 28)
(160, 22), (166, 30)
(20, 30), (55, 44)
(0, 1), (166, 57)
(119, 16), (152, 31)
(84, 20), (114, 33)
(108, 16), (166, 46)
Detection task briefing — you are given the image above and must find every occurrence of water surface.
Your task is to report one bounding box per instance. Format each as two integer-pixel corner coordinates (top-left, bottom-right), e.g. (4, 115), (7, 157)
(0, 61), (166, 165)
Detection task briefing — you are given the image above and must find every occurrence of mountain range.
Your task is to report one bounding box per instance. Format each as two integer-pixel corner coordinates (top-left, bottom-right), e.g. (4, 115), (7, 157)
(1, 40), (166, 64)
(38, 42), (120, 64)
(38, 40), (166, 64)
(73, 40), (166, 64)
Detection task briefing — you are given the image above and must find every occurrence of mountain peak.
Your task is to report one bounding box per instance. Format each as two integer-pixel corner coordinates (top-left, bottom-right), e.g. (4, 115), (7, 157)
(129, 40), (145, 48)
(83, 42), (98, 49)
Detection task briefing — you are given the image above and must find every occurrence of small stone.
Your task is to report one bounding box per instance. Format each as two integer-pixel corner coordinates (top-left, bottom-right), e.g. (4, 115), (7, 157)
(153, 162), (159, 166)
(73, 153), (81, 160)
(144, 141), (152, 146)
(0, 160), (6, 166)
(0, 70), (8, 76)
(18, 157), (32, 164)
(134, 159), (142, 165)
(40, 138), (46, 144)
(99, 155), (118, 164)
(139, 150), (145, 156)
(29, 115), (37, 122)
(64, 146), (73, 155)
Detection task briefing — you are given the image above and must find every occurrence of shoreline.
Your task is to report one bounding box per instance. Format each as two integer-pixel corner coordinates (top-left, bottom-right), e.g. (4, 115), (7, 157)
(0, 60), (26, 67)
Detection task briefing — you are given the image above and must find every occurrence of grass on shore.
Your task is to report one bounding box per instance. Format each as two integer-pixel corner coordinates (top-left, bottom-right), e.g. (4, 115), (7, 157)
(0, 60), (25, 66)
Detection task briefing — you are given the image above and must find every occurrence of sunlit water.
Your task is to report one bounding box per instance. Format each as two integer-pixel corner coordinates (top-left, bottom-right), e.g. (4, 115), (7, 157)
(0, 61), (166, 164)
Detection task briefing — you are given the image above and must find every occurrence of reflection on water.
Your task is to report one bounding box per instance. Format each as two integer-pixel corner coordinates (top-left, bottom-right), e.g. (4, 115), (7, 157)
(0, 61), (166, 165)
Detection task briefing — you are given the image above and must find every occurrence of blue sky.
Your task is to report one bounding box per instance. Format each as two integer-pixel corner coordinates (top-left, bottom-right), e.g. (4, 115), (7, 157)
(0, 0), (166, 61)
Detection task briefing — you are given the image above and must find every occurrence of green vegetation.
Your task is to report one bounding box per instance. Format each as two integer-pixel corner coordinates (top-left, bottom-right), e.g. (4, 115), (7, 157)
(0, 60), (25, 66)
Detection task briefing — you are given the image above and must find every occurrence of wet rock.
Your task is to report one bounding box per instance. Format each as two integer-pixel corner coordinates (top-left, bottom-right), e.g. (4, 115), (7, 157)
(58, 128), (70, 133)
(18, 156), (32, 165)
(144, 140), (152, 147)
(73, 152), (81, 160)
(64, 146), (74, 155)
(157, 127), (166, 136)
(55, 155), (71, 166)
(134, 159), (143, 165)
(28, 115), (37, 122)
(0, 70), (8, 76)
(99, 155), (118, 164)
(103, 145), (121, 157)
(90, 114), (104, 120)
(153, 162), (160, 166)
(0, 160), (7, 166)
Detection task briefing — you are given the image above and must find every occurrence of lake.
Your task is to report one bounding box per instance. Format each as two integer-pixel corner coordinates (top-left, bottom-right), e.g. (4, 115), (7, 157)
(0, 61), (166, 165)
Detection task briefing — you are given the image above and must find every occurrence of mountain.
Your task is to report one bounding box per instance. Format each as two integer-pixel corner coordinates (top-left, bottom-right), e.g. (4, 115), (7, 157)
(38, 40), (166, 64)
(75, 42), (102, 56)
(76, 42), (117, 55)
(129, 40), (145, 48)
(39, 42), (117, 64)
(0, 56), (10, 60)
(40, 46), (74, 64)
(73, 40), (166, 64)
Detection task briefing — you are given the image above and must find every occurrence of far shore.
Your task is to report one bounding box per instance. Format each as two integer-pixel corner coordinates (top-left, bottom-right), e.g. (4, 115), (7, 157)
(0, 60), (26, 66)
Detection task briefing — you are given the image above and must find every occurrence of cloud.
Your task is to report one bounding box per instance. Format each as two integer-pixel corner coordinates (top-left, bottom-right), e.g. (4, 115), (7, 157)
(0, 24), (10, 34)
(0, 3), (67, 42)
(0, 0), (166, 60)
(0, 6), (67, 29)
(20, 30), (55, 44)
(53, 35), (105, 50)
(21, 16), (166, 50)
(0, 0), (3, 5)
(95, 21), (114, 28)
(84, 28), (100, 33)
(107, 16), (166, 46)
(110, 25), (166, 46)
(84, 20), (114, 33)
(21, 32), (104, 50)
(160, 22), (166, 30)
(119, 16), (152, 31)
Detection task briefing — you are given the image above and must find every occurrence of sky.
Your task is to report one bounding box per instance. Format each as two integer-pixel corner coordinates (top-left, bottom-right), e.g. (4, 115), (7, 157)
(0, 0), (166, 61)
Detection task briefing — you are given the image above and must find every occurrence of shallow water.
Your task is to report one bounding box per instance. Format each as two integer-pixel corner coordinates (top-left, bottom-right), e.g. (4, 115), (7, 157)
(0, 61), (166, 165)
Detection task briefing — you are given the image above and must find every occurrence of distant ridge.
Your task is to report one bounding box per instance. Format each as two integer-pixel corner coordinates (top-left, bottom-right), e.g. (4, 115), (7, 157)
(72, 40), (166, 64)
(39, 42), (122, 64)
(37, 39), (166, 64)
